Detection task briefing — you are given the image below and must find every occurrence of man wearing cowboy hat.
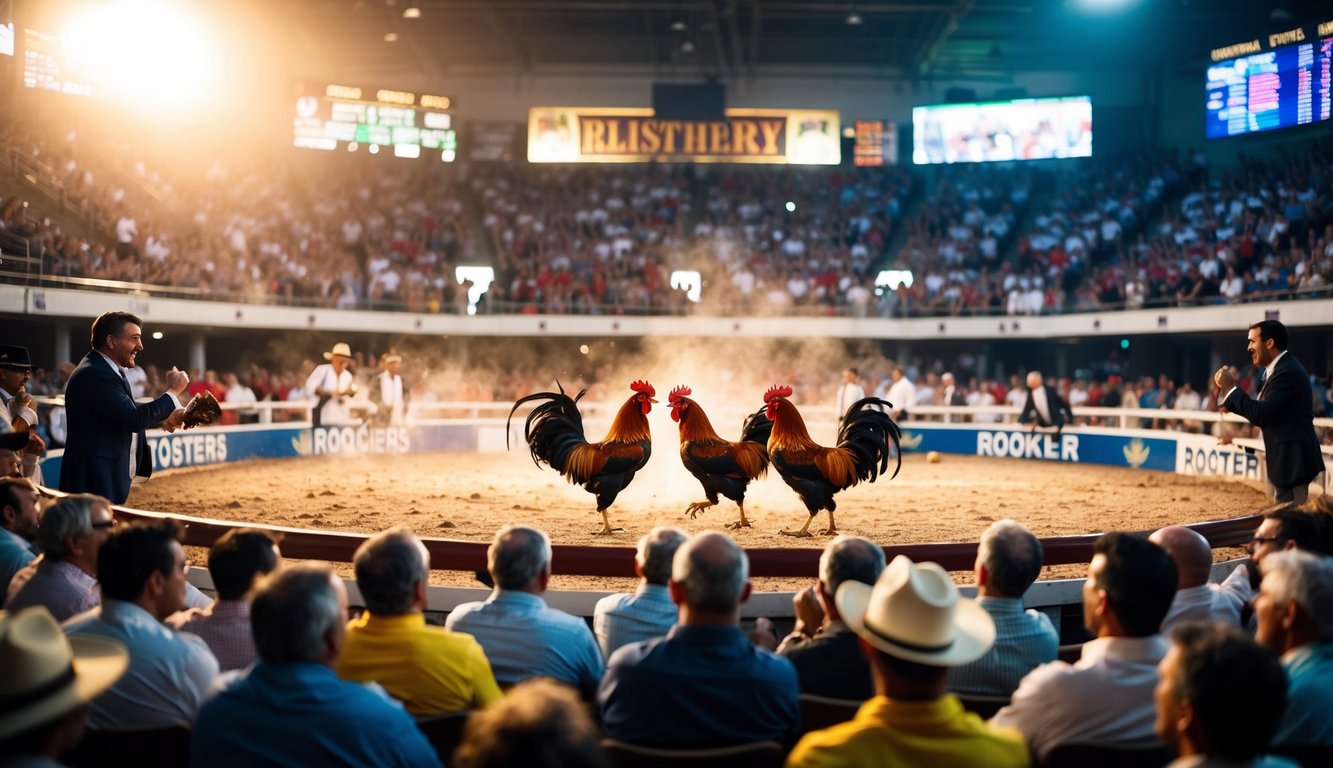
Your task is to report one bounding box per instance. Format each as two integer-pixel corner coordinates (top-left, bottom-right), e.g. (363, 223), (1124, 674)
(0, 345), (46, 484)
(367, 351), (408, 427)
(0, 606), (128, 763)
(304, 342), (356, 429)
(787, 555), (1028, 767)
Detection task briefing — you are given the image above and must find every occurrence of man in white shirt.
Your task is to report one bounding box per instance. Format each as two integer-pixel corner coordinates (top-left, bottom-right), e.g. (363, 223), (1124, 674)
(882, 368), (915, 421)
(991, 532), (1177, 763)
(223, 373), (258, 424)
(369, 353), (408, 427)
(1018, 371), (1074, 434)
(833, 368), (866, 424)
(1149, 526), (1242, 635)
(305, 343), (356, 429)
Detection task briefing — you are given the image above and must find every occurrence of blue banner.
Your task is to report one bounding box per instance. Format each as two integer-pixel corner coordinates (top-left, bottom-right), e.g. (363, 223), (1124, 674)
(898, 427), (1177, 472)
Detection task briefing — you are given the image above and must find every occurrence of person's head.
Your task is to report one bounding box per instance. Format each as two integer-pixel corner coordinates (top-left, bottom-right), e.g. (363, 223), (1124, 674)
(0, 607), (128, 759)
(1149, 526), (1213, 590)
(818, 535), (885, 619)
(354, 526), (429, 615)
(891, 367), (904, 382)
(323, 342), (352, 373)
(1155, 622), (1286, 761)
(0, 447), (21, 478)
(1026, 370), (1043, 389)
(208, 528), (282, 602)
(1246, 319), (1288, 368)
(975, 519), (1044, 599)
(96, 520), (188, 621)
(1254, 549), (1333, 654)
(836, 555), (995, 698)
(452, 678), (611, 768)
(36, 494), (113, 575)
(842, 367), (858, 384)
(941, 372), (955, 387)
(382, 353), (402, 376)
(0, 345), (32, 395)
(1083, 533), (1177, 638)
(89, 312), (143, 369)
(250, 563), (347, 666)
(670, 531), (750, 622)
(634, 526), (688, 586)
(488, 525), (551, 593)
(0, 477), (39, 541)
(1248, 507), (1320, 567)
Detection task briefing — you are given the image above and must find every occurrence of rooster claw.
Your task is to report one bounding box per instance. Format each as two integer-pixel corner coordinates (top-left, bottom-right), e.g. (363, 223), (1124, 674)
(592, 527), (626, 536)
(779, 529), (814, 539)
(724, 521), (752, 530)
(818, 528), (839, 536)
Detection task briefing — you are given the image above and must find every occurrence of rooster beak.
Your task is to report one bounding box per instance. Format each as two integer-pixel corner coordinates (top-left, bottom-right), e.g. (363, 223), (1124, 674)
(649, 398), (659, 404)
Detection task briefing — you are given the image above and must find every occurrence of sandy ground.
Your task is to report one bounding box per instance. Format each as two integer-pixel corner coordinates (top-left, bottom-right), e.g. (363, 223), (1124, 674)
(129, 450), (1268, 592)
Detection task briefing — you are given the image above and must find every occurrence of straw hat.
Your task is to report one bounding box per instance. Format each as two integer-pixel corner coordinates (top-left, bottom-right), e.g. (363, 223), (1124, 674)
(322, 343), (353, 361)
(0, 607), (128, 740)
(836, 555), (995, 667)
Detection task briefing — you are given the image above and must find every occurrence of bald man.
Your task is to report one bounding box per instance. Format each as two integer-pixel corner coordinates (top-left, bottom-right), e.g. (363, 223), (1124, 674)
(1149, 526), (1242, 634)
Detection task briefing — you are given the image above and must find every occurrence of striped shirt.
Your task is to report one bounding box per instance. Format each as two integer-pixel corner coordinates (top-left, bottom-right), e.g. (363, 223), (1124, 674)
(445, 590), (604, 699)
(6, 558), (100, 622)
(948, 596), (1059, 697)
(168, 599), (257, 672)
(593, 583), (677, 659)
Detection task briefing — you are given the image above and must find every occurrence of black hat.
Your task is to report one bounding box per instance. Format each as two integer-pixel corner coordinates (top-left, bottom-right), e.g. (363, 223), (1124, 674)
(0, 430), (29, 451)
(0, 346), (32, 372)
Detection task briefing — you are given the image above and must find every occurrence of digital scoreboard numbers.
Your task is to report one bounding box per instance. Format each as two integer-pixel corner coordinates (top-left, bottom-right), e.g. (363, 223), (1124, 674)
(1206, 21), (1333, 139)
(853, 121), (898, 167)
(293, 83), (457, 161)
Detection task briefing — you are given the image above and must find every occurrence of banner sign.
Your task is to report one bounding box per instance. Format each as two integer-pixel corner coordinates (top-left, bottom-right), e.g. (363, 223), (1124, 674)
(527, 107), (841, 164)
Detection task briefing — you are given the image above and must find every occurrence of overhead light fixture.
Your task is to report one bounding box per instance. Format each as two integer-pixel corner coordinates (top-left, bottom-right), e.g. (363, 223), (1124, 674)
(383, 32), (399, 42)
(1270, 5), (1292, 22)
(670, 19), (687, 32)
(680, 39), (695, 53)
(846, 12), (862, 25)
(403, 6), (421, 18)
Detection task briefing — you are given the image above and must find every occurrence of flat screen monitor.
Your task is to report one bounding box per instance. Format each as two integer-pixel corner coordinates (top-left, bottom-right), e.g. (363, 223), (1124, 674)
(912, 95), (1092, 165)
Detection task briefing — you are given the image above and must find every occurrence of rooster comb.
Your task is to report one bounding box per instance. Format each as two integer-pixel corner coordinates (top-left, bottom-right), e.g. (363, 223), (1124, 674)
(630, 380), (656, 397)
(764, 384), (794, 402)
(668, 385), (691, 403)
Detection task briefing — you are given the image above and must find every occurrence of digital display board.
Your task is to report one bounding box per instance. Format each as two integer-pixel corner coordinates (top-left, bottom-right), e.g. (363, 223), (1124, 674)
(1206, 21), (1333, 139)
(853, 120), (898, 167)
(912, 96), (1092, 165)
(293, 83), (457, 161)
(22, 27), (93, 95)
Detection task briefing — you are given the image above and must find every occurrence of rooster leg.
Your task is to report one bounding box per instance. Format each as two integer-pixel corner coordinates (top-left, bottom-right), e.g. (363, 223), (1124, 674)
(685, 500), (715, 520)
(780, 515), (815, 538)
(593, 508), (625, 536)
(818, 510), (839, 536)
(725, 502), (752, 530)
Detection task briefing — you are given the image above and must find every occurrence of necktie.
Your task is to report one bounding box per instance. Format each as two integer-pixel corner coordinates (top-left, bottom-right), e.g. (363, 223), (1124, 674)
(119, 369), (133, 397)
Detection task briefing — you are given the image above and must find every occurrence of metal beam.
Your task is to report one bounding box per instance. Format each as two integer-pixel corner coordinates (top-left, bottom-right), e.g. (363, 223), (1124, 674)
(912, 0), (973, 76)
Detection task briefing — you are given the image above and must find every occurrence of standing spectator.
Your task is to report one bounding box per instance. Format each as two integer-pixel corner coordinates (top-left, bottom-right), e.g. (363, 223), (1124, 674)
(833, 368), (866, 424)
(191, 564), (442, 768)
(368, 352), (408, 427)
(598, 531), (799, 749)
(167, 527), (282, 671)
(6, 494), (112, 621)
(881, 367), (915, 421)
(1018, 371), (1075, 433)
(337, 526), (501, 714)
(446, 525), (604, 698)
(304, 343), (356, 429)
(222, 373), (258, 425)
(593, 526), (687, 659)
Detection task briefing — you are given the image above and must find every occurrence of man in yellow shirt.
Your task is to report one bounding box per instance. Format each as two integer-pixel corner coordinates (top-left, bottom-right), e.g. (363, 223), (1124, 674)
(786, 555), (1029, 768)
(336, 526), (502, 714)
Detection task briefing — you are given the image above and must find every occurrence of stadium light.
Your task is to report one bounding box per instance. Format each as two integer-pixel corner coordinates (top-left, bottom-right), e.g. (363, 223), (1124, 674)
(875, 269), (914, 293)
(669, 270), (702, 303)
(454, 266), (495, 316)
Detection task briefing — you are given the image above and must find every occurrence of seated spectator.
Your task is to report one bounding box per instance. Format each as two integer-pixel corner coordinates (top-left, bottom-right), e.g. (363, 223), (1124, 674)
(598, 531), (799, 749)
(453, 678), (611, 768)
(337, 526), (501, 714)
(167, 527), (282, 671)
(1254, 550), (1333, 747)
(64, 520), (219, 729)
(6, 494), (113, 620)
(1219, 507), (1322, 617)
(1156, 621), (1293, 768)
(0, 606), (129, 765)
(1150, 525), (1242, 635)
(992, 532), (1177, 762)
(446, 525), (603, 698)
(192, 563), (442, 767)
(949, 519), (1059, 697)
(593, 526), (686, 659)
(775, 534), (885, 700)
(786, 555), (1026, 768)
(0, 477), (40, 601)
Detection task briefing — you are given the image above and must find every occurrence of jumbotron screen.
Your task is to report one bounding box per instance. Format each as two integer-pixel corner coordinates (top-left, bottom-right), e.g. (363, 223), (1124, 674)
(293, 83), (458, 161)
(1205, 35), (1333, 138)
(912, 96), (1092, 165)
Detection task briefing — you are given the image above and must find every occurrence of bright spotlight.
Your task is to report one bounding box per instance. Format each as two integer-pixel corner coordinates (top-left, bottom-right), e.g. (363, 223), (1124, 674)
(152, 331), (164, 340)
(579, 344), (590, 355)
(455, 266), (496, 316)
(669, 270), (703, 303)
(875, 269), (914, 291)
(369, 144), (380, 155)
(784, 201), (796, 213)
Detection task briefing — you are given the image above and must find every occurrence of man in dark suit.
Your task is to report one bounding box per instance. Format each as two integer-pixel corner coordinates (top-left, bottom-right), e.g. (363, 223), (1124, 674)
(1215, 319), (1324, 503)
(1017, 371), (1074, 433)
(60, 312), (190, 505)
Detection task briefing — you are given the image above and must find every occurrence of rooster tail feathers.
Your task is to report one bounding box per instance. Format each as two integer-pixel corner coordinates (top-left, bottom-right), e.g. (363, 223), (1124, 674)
(506, 386), (591, 471)
(837, 397), (903, 482)
(740, 405), (774, 447)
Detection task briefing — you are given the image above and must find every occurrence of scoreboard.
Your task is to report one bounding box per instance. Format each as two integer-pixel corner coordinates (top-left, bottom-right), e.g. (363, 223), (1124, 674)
(293, 83), (458, 161)
(1206, 20), (1333, 139)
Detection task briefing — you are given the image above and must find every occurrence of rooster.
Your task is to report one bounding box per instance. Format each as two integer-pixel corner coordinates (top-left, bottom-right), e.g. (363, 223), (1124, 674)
(507, 380), (657, 535)
(667, 385), (773, 529)
(763, 384), (902, 538)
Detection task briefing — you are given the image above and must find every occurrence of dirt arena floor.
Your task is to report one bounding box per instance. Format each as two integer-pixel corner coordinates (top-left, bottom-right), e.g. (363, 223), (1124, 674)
(130, 450), (1268, 593)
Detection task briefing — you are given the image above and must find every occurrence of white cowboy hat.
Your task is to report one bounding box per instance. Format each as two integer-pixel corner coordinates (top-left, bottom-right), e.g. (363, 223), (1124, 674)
(836, 554), (995, 668)
(323, 342), (353, 361)
(0, 607), (128, 740)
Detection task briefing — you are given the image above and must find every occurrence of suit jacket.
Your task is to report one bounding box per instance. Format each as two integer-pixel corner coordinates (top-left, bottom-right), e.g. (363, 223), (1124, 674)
(1223, 352), (1324, 489)
(777, 622), (874, 701)
(1019, 385), (1074, 428)
(59, 351), (178, 504)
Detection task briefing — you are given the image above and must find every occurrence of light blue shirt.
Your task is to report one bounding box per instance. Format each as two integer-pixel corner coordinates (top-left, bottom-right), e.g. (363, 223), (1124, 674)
(445, 589), (604, 698)
(0, 528), (37, 608)
(64, 599), (219, 728)
(948, 596), (1059, 697)
(1275, 642), (1333, 746)
(192, 660), (441, 768)
(593, 582), (677, 659)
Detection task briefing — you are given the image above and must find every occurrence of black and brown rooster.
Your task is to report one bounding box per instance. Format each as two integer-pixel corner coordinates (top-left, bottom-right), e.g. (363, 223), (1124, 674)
(667, 385), (773, 529)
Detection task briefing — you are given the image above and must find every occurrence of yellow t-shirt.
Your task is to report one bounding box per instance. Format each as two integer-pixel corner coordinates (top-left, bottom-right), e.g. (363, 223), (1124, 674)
(336, 612), (502, 715)
(787, 695), (1029, 768)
